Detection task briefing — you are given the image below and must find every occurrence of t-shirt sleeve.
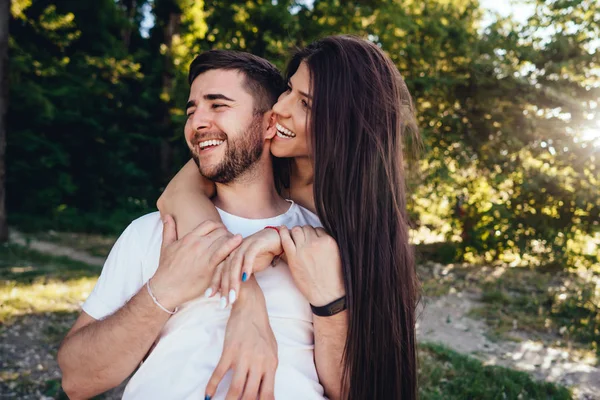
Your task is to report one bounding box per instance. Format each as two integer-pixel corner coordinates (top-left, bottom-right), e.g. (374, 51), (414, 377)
(82, 222), (146, 320)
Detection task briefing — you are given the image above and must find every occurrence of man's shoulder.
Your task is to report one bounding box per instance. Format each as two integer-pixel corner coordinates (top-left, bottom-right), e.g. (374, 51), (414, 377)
(107, 211), (163, 273)
(128, 211), (162, 231)
(82, 212), (162, 320)
(119, 211), (163, 246)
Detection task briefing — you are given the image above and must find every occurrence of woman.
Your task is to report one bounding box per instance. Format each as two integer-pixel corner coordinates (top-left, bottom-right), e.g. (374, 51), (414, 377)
(159, 35), (420, 399)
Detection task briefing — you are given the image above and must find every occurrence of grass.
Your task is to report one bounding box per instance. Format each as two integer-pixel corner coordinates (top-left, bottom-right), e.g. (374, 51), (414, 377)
(418, 342), (572, 399)
(32, 231), (116, 258)
(9, 206), (152, 236)
(0, 243), (102, 282)
(0, 241), (576, 398)
(472, 268), (599, 353)
(419, 261), (600, 355)
(0, 243), (101, 324)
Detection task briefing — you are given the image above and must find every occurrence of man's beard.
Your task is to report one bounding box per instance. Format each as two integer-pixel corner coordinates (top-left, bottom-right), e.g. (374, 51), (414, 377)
(190, 115), (264, 184)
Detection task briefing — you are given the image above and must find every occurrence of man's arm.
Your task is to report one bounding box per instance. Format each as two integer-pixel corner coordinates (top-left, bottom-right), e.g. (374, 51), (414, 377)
(313, 312), (348, 400)
(57, 287), (171, 399)
(57, 217), (241, 399)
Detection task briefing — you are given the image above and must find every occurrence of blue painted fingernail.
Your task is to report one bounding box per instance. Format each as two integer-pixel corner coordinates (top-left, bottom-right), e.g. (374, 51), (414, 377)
(205, 396), (211, 400)
(242, 272), (247, 282)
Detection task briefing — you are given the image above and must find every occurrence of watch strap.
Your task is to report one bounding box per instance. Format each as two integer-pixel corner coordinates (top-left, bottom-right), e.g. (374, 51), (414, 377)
(310, 296), (347, 317)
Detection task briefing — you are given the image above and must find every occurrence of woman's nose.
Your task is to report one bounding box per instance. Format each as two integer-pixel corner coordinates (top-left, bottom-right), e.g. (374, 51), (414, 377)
(273, 93), (291, 118)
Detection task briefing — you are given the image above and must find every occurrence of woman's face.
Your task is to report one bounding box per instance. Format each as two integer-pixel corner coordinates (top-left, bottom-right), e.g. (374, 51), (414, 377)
(271, 61), (312, 159)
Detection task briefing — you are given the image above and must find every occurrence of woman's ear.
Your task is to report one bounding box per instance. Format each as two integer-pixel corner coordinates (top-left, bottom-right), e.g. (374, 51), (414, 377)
(264, 111), (277, 140)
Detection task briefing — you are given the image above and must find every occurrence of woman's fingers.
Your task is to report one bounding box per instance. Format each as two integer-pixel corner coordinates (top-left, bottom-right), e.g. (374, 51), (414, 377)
(302, 225), (318, 240)
(258, 370), (276, 400)
(220, 256), (232, 308)
(314, 227), (326, 237)
(290, 225), (306, 245)
(240, 369), (262, 400)
(240, 244), (263, 282)
(279, 226), (297, 259)
(221, 246), (244, 307)
(205, 353), (231, 400)
(225, 365), (248, 400)
(231, 250), (254, 299)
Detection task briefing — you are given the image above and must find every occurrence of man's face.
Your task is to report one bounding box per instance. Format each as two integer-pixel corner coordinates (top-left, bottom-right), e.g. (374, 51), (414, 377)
(185, 69), (265, 183)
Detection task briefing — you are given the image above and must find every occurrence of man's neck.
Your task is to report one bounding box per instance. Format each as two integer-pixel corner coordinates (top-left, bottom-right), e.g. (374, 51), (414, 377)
(213, 157), (290, 219)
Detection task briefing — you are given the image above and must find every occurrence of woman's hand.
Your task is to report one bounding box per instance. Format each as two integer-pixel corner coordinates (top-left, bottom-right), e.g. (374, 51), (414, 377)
(205, 278), (277, 400)
(279, 226), (346, 306)
(207, 228), (282, 307)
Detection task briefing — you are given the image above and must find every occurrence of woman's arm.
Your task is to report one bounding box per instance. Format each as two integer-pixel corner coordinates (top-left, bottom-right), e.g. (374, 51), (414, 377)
(157, 159), (220, 238)
(278, 225), (348, 399)
(313, 313), (348, 399)
(157, 161), (279, 399)
(205, 276), (278, 400)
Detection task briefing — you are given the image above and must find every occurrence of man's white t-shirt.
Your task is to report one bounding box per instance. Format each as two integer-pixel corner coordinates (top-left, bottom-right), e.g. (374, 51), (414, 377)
(82, 202), (325, 400)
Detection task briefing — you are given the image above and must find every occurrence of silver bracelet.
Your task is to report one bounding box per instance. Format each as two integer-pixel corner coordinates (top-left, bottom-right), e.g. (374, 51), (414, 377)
(146, 280), (178, 315)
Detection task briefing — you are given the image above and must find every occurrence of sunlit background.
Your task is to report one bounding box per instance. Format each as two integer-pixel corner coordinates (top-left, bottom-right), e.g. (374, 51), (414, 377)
(1, 0), (599, 399)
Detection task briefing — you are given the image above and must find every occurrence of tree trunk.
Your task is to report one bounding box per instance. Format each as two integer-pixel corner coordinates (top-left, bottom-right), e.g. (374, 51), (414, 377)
(0, 0), (10, 243)
(159, 8), (181, 184)
(120, 0), (137, 50)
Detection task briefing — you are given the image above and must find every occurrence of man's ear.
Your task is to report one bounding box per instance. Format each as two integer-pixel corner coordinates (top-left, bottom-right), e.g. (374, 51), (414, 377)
(264, 110), (277, 140)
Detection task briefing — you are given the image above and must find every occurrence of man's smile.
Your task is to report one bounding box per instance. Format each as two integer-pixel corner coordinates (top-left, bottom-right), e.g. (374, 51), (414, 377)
(198, 139), (225, 150)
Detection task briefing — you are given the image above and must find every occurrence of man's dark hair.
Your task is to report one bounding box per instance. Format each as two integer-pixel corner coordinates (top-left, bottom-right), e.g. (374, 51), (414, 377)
(188, 50), (285, 113)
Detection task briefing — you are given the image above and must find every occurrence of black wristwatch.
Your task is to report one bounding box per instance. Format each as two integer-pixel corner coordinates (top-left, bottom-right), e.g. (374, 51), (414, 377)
(310, 296), (347, 317)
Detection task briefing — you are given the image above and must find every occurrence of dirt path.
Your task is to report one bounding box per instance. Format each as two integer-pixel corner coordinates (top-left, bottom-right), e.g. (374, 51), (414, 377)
(9, 229), (105, 267)
(417, 293), (600, 400)
(5, 234), (599, 399)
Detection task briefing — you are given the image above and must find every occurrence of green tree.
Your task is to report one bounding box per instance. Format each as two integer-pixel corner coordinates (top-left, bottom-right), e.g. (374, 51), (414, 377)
(4, 0), (599, 266)
(0, 0), (9, 242)
(7, 0), (153, 231)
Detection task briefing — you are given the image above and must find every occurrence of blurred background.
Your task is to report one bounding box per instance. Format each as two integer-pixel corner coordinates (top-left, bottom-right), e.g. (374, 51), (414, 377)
(0, 0), (598, 399)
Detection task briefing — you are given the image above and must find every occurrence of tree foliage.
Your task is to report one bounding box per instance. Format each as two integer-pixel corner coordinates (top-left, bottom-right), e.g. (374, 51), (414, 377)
(6, 0), (599, 269)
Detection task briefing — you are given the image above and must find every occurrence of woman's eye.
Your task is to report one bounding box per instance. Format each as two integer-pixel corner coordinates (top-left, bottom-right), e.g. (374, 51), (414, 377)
(212, 104), (226, 109)
(286, 85), (292, 92)
(301, 100), (309, 109)
(186, 111), (194, 118)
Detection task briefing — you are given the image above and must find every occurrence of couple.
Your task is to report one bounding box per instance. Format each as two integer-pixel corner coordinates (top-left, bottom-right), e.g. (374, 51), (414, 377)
(58, 35), (419, 400)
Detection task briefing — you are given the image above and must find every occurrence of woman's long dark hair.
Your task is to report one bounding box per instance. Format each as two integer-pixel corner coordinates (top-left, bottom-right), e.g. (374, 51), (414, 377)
(287, 36), (420, 399)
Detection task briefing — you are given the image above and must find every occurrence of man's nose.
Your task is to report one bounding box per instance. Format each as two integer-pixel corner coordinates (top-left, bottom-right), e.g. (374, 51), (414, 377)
(191, 108), (212, 132)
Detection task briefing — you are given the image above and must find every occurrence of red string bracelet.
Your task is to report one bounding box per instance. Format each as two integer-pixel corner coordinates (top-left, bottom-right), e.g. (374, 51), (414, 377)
(264, 225), (280, 234)
(264, 226), (284, 257)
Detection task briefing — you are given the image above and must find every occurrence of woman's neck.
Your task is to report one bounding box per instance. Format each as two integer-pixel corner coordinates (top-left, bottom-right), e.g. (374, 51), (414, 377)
(291, 157), (313, 186)
(289, 156), (316, 213)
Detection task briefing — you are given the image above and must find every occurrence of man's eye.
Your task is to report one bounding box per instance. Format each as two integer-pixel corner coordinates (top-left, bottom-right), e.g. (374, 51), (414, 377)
(186, 111), (194, 118)
(212, 104), (226, 109)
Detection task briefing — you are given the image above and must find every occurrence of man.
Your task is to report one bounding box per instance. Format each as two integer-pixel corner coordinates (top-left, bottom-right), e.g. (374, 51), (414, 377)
(57, 51), (327, 399)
